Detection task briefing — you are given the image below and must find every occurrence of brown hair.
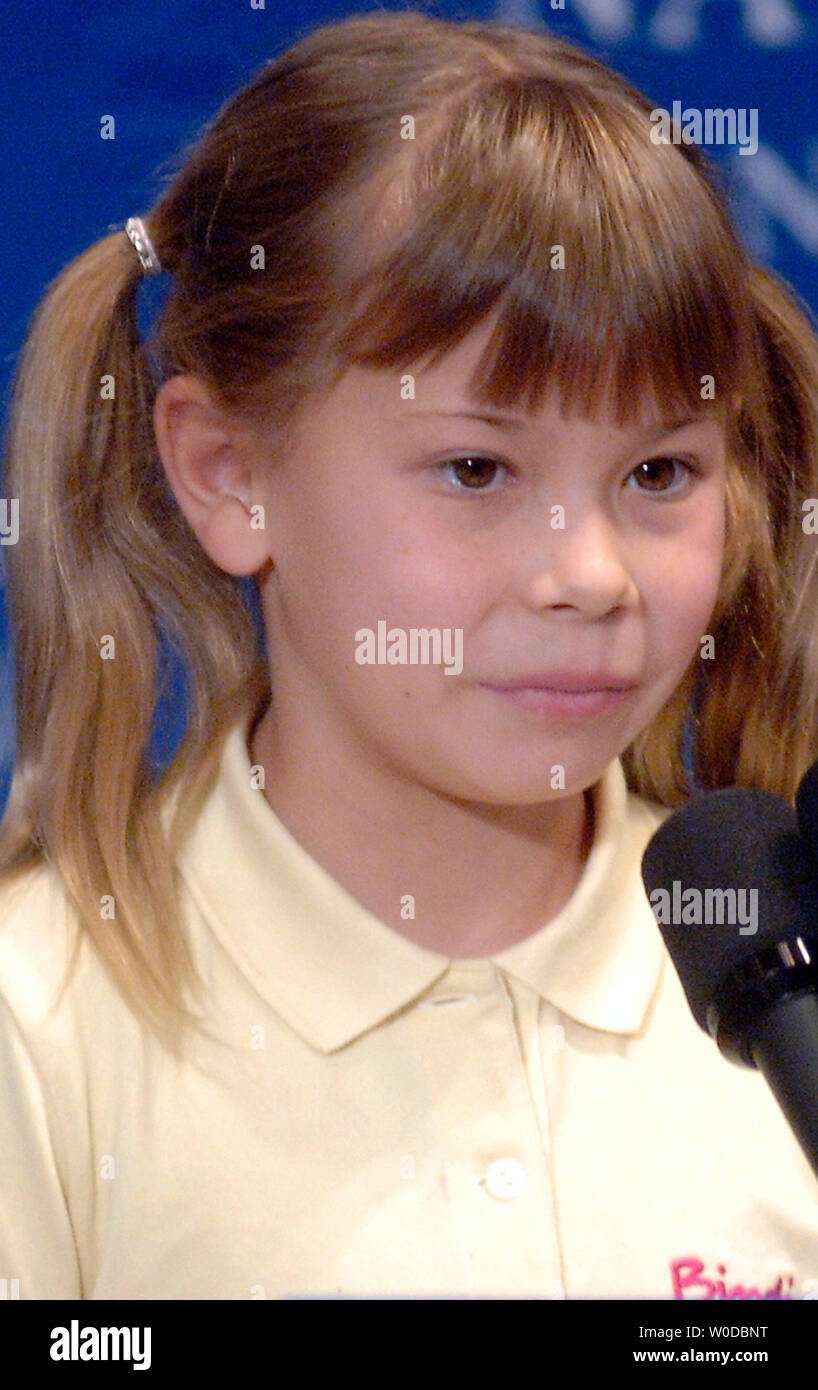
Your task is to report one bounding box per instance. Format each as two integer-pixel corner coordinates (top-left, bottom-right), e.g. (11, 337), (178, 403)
(3, 8), (818, 1051)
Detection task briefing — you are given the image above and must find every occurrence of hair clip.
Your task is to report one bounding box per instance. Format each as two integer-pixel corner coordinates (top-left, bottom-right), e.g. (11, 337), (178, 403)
(125, 216), (162, 276)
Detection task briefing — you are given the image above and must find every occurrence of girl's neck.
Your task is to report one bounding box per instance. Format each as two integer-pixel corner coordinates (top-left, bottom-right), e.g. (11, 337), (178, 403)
(248, 705), (596, 958)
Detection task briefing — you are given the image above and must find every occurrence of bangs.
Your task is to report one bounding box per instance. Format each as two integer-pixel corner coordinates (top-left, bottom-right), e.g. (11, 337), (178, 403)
(331, 73), (759, 426)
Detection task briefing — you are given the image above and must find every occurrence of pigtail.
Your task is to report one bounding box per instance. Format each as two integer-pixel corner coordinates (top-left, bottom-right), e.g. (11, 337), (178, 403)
(687, 266), (818, 803)
(0, 229), (267, 1053)
(626, 265), (818, 807)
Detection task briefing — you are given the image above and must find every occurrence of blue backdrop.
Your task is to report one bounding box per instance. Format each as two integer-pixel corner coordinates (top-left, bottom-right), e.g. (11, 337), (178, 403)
(3, 0), (817, 800)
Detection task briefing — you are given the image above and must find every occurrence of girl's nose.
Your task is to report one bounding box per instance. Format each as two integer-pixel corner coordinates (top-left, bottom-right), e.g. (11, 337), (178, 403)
(522, 514), (638, 618)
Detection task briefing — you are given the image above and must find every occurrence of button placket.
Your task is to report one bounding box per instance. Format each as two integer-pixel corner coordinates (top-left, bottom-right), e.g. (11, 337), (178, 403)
(483, 1156), (528, 1201)
(405, 963), (565, 1293)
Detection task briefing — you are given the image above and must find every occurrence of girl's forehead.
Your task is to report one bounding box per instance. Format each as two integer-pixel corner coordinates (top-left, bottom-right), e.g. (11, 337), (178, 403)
(400, 320), (726, 433)
(326, 355), (726, 447)
(331, 227), (748, 427)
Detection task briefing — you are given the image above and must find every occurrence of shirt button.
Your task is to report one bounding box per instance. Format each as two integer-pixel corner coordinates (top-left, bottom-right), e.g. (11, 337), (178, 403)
(484, 1158), (527, 1200)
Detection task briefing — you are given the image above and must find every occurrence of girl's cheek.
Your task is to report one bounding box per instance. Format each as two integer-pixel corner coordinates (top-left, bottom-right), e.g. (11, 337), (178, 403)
(681, 580), (725, 655)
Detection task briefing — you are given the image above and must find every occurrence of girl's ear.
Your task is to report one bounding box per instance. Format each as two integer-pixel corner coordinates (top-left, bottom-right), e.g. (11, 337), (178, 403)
(153, 375), (273, 577)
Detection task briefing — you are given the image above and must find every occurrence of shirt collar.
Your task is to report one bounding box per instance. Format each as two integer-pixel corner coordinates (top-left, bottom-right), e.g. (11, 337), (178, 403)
(491, 756), (669, 1035)
(175, 710), (670, 1053)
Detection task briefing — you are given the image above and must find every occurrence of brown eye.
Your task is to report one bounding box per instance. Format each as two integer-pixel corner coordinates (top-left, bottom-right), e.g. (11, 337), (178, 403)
(441, 456), (506, 491)
(630, 456), (695, 495)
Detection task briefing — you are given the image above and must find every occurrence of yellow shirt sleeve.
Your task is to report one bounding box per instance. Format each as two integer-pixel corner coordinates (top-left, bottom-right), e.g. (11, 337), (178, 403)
(0, 990), (83, 1298)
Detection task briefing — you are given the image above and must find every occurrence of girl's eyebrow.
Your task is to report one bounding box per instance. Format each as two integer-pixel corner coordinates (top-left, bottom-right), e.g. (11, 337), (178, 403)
(633, 416), (722, 445)
(404, 409), (716, 440)
(408, 409), (527, 429)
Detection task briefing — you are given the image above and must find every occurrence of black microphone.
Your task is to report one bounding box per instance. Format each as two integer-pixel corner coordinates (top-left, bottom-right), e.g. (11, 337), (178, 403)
(641, 787), (818, 1181)
(796, 757), (818, 863)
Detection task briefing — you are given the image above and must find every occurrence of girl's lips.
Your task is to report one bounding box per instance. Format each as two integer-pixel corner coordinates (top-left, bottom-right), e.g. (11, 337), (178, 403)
(480, 681), (637, 719)
(484, 671), (639, 693)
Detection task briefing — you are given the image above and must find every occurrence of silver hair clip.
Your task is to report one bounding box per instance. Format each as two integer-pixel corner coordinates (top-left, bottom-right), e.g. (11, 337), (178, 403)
(125, 216), (162, 276)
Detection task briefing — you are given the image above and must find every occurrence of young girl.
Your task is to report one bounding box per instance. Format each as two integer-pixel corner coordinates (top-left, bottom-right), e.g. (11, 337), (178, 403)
(1, 9), (818, 1302)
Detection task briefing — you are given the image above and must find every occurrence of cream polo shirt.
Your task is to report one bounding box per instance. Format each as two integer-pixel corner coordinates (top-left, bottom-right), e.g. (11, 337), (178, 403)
(1, 712), (817, 1301)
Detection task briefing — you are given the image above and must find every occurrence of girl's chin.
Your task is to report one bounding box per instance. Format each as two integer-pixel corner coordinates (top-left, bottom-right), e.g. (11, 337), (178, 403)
(419, 761), (611, 807)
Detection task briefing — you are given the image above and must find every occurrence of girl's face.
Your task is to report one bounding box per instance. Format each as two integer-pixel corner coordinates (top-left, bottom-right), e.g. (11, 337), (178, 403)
(254, 313), (728, 805)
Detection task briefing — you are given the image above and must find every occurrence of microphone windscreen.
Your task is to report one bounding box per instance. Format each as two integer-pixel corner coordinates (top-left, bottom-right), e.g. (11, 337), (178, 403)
(796, 758), (818, 862)
(641, 788), (815, 1031)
